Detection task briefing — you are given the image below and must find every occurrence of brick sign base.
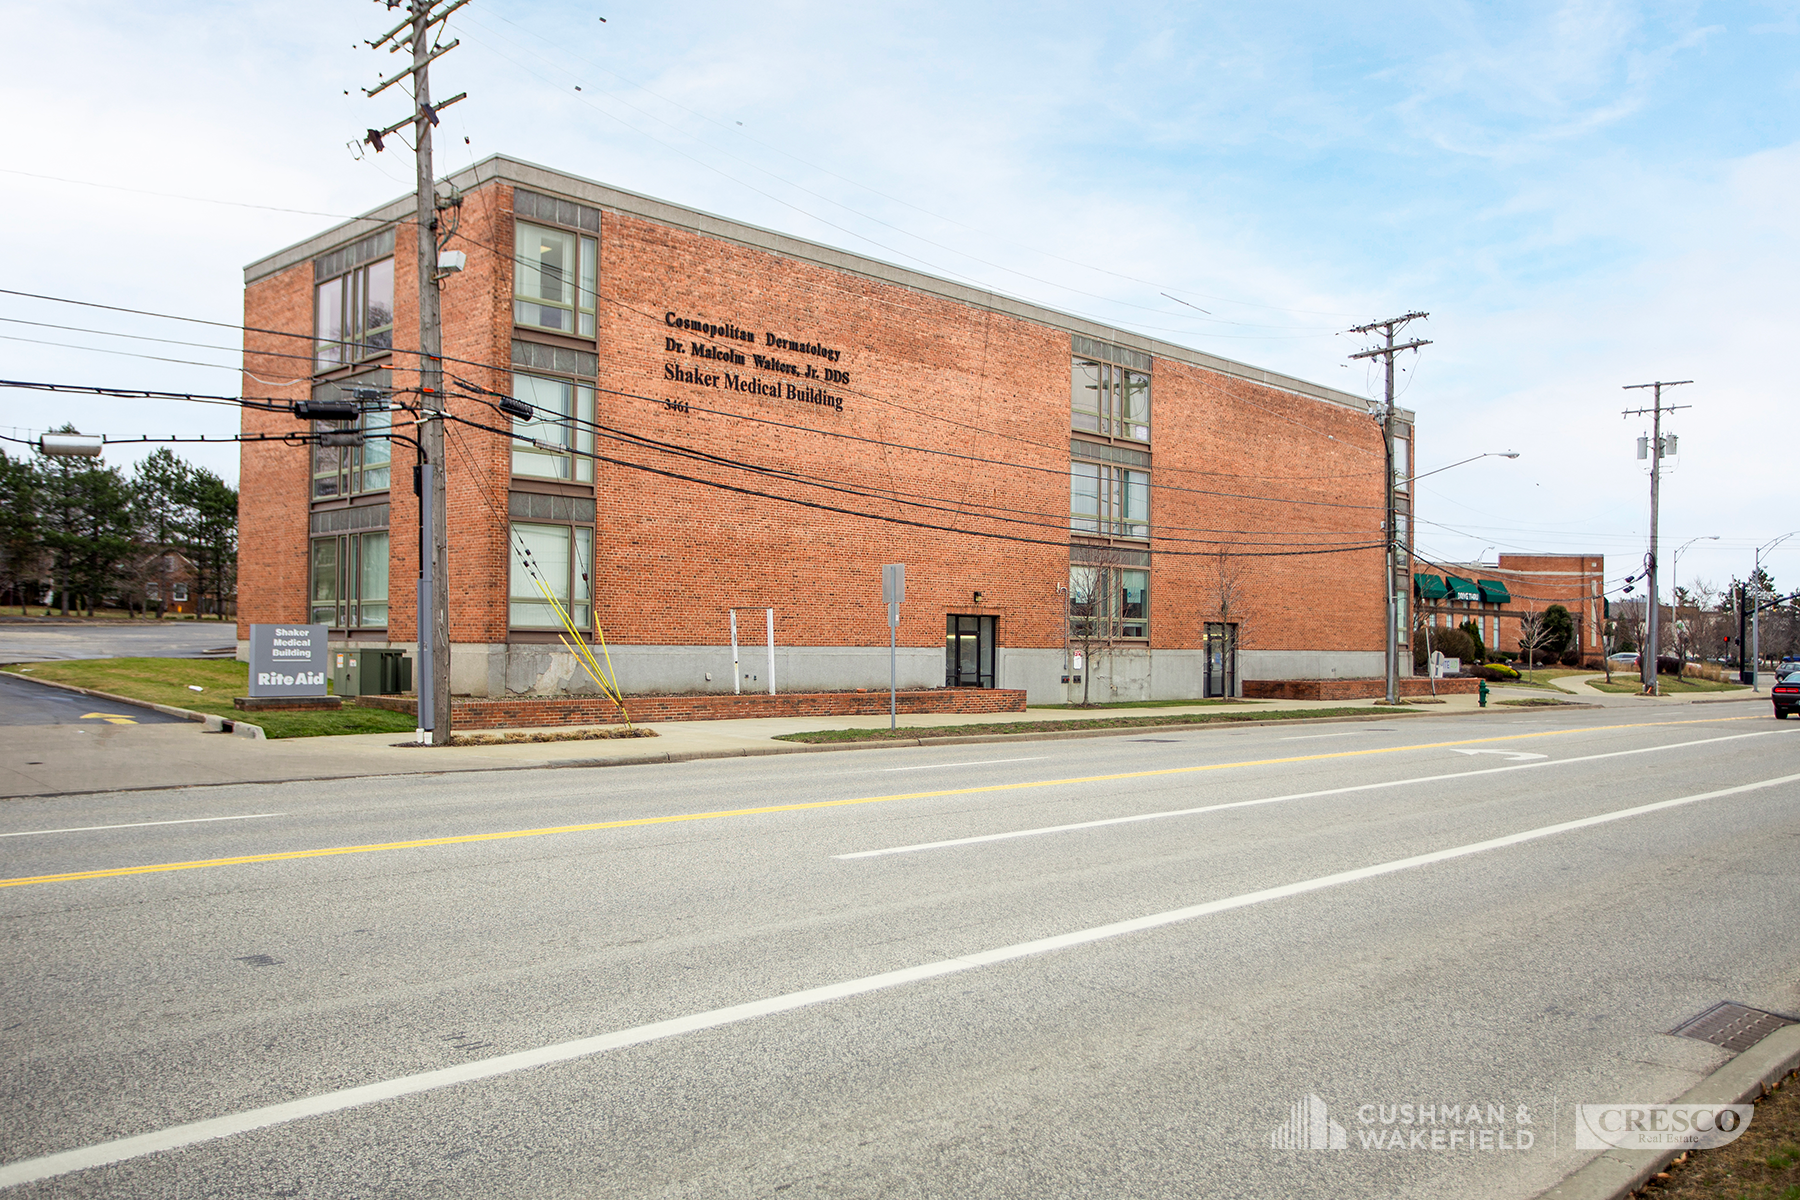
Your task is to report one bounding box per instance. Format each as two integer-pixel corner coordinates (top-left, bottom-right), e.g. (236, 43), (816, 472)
(356, 688), (1029, 729)
(1243, 678), (1480, 701)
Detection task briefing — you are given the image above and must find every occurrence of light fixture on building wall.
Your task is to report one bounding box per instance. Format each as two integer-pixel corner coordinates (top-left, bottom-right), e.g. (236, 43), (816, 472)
(972, 590), (984, 605)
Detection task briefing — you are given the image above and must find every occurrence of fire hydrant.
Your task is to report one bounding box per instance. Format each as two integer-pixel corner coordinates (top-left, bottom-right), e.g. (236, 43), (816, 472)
(1478, 680), (1490, 708)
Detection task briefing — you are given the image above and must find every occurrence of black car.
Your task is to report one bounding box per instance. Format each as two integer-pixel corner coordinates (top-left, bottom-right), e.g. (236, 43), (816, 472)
(1775, 674), (1800, 719)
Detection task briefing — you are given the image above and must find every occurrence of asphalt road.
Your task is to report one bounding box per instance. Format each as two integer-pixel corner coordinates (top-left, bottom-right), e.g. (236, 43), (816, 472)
(0, 672), (184, 727)
(0, 620), (234, 663)
(1, 701), (1796, 1198)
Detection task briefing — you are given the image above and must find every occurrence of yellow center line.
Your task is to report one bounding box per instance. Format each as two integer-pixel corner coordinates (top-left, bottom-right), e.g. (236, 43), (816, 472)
(0, 715), (1763, 889)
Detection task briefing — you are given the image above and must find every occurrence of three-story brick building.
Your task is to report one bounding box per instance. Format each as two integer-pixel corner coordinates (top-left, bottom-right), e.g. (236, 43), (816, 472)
(238, 155), (1411, 703)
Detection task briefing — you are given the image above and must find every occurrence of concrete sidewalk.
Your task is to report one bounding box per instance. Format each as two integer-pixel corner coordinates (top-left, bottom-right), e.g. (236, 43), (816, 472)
(0, 676), (1766, 800)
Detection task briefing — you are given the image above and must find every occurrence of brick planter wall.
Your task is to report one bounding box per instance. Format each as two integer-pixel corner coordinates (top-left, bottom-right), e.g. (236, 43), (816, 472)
(356, 688), (1028, 729)
(1243, 677), (1479, 701)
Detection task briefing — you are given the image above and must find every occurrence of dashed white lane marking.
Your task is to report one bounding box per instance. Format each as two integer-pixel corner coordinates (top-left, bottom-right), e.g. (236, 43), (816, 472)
(879, 757), (1048, 772)
(0, 814), (285, 839)
(4, 768), (1794, 1189)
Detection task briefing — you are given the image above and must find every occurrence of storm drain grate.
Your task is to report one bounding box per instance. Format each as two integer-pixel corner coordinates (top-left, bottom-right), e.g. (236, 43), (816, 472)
(1669, 1001), (1798, 1052)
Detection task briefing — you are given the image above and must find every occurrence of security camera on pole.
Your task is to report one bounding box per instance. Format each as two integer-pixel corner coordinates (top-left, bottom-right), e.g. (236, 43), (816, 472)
(362, 0), (468, 745)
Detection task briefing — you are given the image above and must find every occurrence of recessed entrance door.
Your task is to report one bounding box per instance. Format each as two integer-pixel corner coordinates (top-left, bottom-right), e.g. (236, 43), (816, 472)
(1204, 621), (1237, 698)
(946, 614), (997, 687)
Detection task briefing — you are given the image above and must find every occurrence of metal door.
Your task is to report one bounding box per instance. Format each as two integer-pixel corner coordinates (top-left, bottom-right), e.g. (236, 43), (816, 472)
(945, 614), (997, 687)
(1204, 622), (1237, 698)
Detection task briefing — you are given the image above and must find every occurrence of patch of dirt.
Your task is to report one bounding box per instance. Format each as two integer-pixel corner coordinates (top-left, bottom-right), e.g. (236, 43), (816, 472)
(1639, 1067), (1800, 1199)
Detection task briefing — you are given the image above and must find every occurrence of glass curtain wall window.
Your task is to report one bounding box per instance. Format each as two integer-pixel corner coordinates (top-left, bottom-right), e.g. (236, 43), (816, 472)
(509, 522), (593, 628)
(315, 258), (394, 370)
(309, 531), (389, 627)
(1070, 462), (1150, 539)
(1071, 358), (1150, 442)
(511, 373), (595, 482)
(514, 221), (597, 336)
(312, 406), (392, 498)
(1067, 565), (1149, 640)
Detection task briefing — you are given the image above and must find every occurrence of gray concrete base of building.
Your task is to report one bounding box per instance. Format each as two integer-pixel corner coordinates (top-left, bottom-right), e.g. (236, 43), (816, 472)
(241, 640), (1387, 706)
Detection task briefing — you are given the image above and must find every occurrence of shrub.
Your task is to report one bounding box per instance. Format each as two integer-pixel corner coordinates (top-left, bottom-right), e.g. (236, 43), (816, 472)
(1656, 655), (1682, 677)
(1470, 663), (1520, 681)
(1559, 649), (1582, 667)
(1581, 657), (1607, 670)
(1413, 627), (1480, 670)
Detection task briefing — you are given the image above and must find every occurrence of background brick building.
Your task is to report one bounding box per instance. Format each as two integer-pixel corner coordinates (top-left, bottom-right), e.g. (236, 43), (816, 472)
(238, 155), (1412, 703)
(1413, 554), (1607, 663)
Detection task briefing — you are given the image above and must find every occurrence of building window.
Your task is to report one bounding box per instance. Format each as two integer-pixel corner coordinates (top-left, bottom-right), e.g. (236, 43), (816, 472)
(514, 221), (597, 337)
(509, 521), (593, 629)
(315, 255), (394, 371)
(146, 583), (160, 601)
(310, 375), (392, 499)
(511, 372), (595, 483)
(310, 531), (388, 628)
(1068, 564), (1149, 641)
(1071, 357), (1150, 442)
(172, 584), (189, 602)
(1071, 461), (1149, 539)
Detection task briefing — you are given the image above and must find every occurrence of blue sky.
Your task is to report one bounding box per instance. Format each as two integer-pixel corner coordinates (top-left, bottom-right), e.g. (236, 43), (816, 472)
(2, 0), (1797, 597)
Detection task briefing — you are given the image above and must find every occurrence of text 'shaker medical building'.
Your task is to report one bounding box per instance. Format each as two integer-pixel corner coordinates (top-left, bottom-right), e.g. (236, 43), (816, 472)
(236, 155), (1413, 703)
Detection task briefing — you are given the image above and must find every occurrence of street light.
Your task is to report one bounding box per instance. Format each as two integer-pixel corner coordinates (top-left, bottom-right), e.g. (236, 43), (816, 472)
(1750, 531), (1800, 691)
(1668, 535), (1718, 670)
(1399, 451), (1520, 488)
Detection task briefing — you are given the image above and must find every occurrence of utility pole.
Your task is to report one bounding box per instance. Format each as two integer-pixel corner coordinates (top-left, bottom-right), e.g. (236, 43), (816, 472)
(1348, 312), (1430, 706)
(1622, 381), (1691, 696)
(364, 0), (466, 745)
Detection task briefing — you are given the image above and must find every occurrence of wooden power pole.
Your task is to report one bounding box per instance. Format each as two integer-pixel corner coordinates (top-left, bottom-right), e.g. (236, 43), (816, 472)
(363, 0), (467, 744)
(1349, 313), (1430, 706)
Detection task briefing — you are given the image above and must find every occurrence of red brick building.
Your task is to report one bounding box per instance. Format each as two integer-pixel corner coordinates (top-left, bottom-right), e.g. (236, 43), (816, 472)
(1413, 554), (1607, 663)
(238, 155), (1412, 702)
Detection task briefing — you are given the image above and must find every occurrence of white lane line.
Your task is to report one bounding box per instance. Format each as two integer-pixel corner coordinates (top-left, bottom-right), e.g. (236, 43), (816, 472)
(5, 768), (1794, 1190)
(879, 757), (1047, 772)
(833, 731), (1776, 860)
(0, 814), (285, 839)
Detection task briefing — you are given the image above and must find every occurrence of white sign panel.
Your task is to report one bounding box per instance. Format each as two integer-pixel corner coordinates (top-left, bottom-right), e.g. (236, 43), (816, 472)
(247, 624), (329, 697)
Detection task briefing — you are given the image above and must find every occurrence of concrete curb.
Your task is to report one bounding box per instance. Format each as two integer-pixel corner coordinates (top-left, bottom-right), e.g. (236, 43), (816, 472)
(1536, 1023), (1800, 1200)
(0, 671), (266, 739)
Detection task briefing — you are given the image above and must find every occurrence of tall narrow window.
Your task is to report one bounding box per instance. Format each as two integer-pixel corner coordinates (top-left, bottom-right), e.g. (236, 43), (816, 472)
(315, 257), (394, 370)
(1067, 564), (1150, 641)
(1071, 358), (1150, 442)
(514, 221), (598, 336)
(509, 522), (593, 628)
(308, 531), (389, 628)
(310, 376), (393, 498)
(1069, 462), (1149, 538)
(511, 373), (595, 483)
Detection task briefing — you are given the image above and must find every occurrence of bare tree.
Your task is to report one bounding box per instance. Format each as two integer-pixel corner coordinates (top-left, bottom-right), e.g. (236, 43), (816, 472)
(1066, 546), (1143, 707)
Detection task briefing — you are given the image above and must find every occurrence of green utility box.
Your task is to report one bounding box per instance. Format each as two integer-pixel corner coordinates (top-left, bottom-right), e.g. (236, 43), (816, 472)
(330, 647), (413, 697)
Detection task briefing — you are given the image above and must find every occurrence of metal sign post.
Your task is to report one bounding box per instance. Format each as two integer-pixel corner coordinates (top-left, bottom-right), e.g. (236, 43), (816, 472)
(882, 563), (905, 730)
(729, 610), (740, 695)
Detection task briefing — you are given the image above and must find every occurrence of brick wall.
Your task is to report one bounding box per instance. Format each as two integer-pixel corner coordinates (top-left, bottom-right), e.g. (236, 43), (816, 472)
(1244, 677), (1478, 700)
(357, 687), (1028, 728)
(242, 169), (1391, 673)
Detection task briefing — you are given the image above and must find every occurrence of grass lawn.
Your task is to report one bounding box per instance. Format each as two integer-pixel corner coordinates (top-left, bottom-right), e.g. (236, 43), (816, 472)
(3, 658), (418, 739)
(1585, 675), (1751, 695)
(1650, 1064), (1800, 1199)
(774, 707), (1417, 743)
(1512, 668), (1598, 690)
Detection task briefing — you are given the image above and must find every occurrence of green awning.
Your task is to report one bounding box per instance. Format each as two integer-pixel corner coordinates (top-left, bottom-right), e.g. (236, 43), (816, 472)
(1477, 579), (1511, 605)
(1444, 575), (1481, 601)
(1414, 573), (1448, 600)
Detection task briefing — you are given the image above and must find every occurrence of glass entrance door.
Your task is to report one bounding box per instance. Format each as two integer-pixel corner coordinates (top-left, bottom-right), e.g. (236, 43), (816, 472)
(945, 614), (997, 687)
(1204, 622), (1237, 698)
